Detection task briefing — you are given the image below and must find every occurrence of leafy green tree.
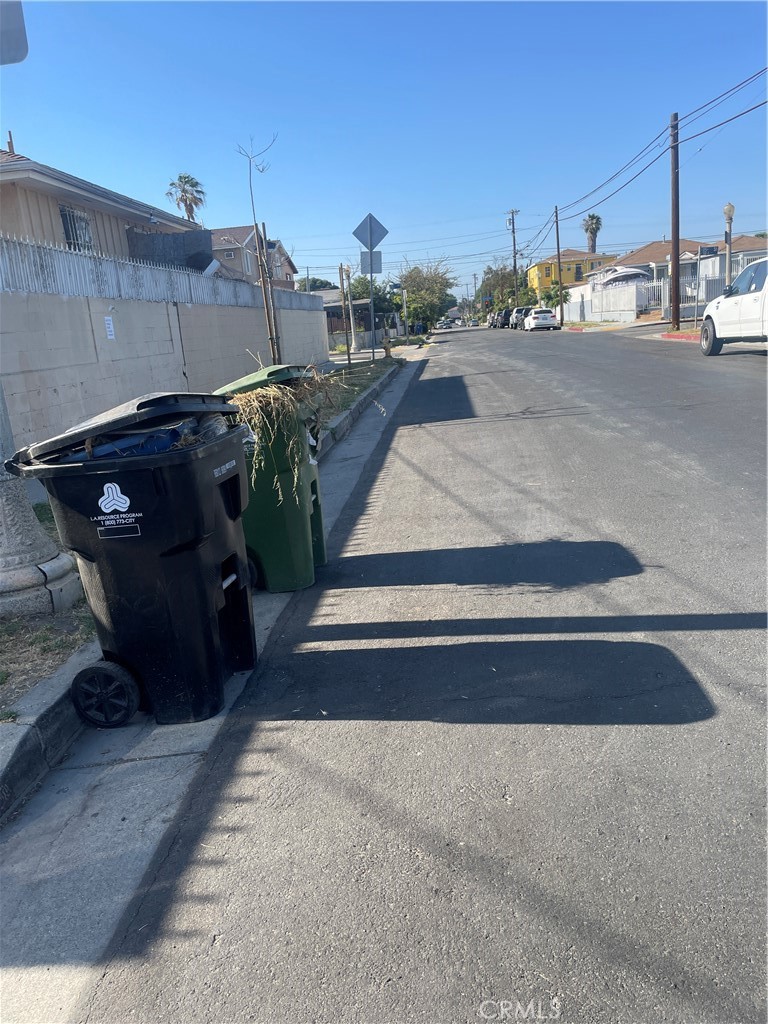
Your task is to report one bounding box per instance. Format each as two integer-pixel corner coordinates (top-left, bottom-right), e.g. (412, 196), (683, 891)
(541, 282), (571, 309)
(349, 276), (396, 315)
(166, 173), (206, 222)
(399, 259), (458, 327)
(296, 277), (335, 291)
(582, 213), (602, 254)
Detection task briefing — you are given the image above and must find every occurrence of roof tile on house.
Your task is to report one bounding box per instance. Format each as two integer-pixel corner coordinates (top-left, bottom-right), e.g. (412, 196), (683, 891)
(603, 235), (767, 269)
(535, 248), (612, 265)
(0, 149), (29, 163)
(210, 226), (256, 248)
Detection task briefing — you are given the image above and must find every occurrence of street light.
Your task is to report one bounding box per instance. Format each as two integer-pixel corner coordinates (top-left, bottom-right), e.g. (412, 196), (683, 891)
(723, 202), (735, 287)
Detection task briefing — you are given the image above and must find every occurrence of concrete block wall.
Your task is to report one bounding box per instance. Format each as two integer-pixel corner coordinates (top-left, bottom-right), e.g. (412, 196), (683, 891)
(1, 293), (185, 448)
(275, 306), (328, 367)
(178, 303), (273, 392)
(1, 290), (331, 449)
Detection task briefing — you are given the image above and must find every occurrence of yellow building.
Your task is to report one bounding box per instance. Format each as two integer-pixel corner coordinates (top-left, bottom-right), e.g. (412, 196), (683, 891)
(527, 249), (612, 297)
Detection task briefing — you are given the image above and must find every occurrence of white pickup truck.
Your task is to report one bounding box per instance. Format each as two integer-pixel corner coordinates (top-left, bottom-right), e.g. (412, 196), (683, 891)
(700, 256), (768, 355)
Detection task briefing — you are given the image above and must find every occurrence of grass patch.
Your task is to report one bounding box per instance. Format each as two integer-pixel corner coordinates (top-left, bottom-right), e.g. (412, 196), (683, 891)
(34, 501), (60, 545)
(0, 600), (97, 717)
(324, 358), (399, 418)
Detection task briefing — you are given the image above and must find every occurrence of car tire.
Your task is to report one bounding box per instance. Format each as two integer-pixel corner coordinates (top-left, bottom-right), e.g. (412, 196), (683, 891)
(700, 319), (723, 356)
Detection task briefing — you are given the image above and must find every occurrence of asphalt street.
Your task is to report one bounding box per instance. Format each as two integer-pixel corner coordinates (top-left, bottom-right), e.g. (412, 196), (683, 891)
(55, 329), (768, 1022)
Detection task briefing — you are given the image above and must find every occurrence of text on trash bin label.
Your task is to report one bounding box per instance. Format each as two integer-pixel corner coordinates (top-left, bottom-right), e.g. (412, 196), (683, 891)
(213, 459), (236, 479)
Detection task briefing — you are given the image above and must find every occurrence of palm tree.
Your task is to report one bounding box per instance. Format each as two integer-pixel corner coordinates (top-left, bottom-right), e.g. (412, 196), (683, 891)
(166, 174), (206, 222)
(582, 213), (602, 254)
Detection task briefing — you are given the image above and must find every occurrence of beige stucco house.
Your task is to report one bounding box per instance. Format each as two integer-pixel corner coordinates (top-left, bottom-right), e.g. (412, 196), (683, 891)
(0, 147), (197, 258)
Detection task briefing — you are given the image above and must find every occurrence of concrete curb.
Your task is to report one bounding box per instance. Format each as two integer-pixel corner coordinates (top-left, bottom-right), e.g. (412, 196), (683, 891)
(0, 640), (100, 822)
(317, 362), (400, 458)
(0, 361), (403, 826)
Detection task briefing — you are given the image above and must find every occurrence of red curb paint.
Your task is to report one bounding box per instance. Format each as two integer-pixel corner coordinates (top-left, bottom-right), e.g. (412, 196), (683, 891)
(660, 333), (700, 341)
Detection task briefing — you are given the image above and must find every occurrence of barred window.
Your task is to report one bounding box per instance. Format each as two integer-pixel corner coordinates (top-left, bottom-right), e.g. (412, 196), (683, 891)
(59, 206), (93, 252)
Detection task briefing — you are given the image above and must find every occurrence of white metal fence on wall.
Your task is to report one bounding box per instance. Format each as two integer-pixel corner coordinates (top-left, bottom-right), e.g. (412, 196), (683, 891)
(0, 235), (262, 307)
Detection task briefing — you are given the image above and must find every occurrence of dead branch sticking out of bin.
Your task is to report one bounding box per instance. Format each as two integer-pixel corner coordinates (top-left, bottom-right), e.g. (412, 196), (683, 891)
(228, 368), (346, 503)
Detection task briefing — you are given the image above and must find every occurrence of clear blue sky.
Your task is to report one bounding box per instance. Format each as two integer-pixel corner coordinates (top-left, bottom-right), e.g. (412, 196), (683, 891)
(2, 1), (766, 298)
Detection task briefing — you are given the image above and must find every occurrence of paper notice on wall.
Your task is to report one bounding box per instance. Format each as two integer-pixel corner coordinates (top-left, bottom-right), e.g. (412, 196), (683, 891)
(104, 316), (115, 340)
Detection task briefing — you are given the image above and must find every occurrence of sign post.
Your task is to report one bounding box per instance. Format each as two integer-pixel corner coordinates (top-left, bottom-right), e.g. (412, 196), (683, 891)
(353, 214), (388, 360)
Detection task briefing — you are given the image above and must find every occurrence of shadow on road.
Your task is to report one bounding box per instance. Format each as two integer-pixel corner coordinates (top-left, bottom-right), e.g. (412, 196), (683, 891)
(250, 638), (715, 727)
(395, 373), (475, 425)
(321, 540), (643, 591)
(30, 343), (754, 1024)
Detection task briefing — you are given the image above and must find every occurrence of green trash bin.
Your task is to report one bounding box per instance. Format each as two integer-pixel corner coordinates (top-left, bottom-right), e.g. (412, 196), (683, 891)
(215, 366), (327, 593)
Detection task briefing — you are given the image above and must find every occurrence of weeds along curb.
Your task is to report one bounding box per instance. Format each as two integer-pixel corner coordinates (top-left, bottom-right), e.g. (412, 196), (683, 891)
(0, 362), (402, 827)
(317, 362), (400, 458)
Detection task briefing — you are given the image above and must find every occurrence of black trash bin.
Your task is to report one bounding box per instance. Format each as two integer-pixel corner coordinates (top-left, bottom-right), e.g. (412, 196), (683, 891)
(5, 393), (257, 728)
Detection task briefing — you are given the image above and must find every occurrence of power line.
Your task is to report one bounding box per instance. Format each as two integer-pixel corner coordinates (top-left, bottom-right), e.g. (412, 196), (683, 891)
(557, 127), (668, 214)
(678, 100), (767, 144)
(678, 67), (767, 127)
(556, 68), (766, 220)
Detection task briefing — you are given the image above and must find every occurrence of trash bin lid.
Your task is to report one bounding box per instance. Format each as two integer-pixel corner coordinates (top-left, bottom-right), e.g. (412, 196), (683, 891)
(214, 365), (314, 396)
(22, 393), (238, 461)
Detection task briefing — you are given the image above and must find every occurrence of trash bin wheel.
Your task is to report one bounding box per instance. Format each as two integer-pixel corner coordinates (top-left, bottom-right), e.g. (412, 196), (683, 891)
(71, 661), (141, 728)
(247, 557), (262, 590)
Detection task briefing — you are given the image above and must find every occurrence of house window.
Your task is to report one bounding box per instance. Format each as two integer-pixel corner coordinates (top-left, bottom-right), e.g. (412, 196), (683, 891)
(566, 265), (571, 272)
(243, 249), (252, 274)
(59, 205), (93, 252)
(575, 266), (583, 281)
(224, 250), (235, 259)
(545, 266), (551, 278)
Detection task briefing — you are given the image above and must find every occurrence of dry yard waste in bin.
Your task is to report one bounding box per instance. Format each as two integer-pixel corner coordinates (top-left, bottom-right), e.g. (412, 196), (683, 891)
(215, 365), (337, 593)
(5, 393), (257, 729)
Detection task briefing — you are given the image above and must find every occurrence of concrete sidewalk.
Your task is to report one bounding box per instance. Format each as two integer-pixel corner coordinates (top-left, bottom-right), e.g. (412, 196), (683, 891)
(0, 355), (424, 1024)
(0, 359), (407, 827)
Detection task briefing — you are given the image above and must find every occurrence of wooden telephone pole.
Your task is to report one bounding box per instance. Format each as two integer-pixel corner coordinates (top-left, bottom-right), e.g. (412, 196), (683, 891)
(669, 112), (681, 331)
(554, 206), (564, 326)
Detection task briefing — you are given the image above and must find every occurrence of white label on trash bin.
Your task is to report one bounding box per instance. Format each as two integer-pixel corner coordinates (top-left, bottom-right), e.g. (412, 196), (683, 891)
(92, 483), (143, 538)
(213, 459), (236, 479)
(104, 316), (115, 340)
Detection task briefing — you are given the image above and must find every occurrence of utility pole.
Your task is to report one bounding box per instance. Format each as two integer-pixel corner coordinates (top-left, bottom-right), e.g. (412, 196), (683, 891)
(306, 267), (311, 293)
(262, 221), (281, 362)
(507, 209), (519, 306)
(338, 263), (351, 369)
(473, 272), (478, 309)
(367, 223), (376, 360)
(402, 287), (409, 340)
(344, 266), (358, 353)
(670, 112), (680, 330)
(554, 205), (564, 326)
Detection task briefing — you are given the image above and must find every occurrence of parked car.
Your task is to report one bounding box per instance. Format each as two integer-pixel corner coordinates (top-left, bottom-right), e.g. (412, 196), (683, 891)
(511, 306), (534, 329)
(469, 318), (479, 326)
(523, 308), (560, 331)
(496, 308), (512, 328)
(487, 312), (497, 327)
(700, 257), (768, 355)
